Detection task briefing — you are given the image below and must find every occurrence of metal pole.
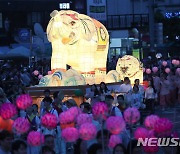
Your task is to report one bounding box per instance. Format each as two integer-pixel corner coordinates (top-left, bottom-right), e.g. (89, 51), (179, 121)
(148, 0), (155, 52)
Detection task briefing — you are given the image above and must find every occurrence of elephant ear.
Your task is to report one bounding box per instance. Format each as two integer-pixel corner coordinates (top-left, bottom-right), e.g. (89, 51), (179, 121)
(79, 14), (96, 41)
(47, 10), (62, 42)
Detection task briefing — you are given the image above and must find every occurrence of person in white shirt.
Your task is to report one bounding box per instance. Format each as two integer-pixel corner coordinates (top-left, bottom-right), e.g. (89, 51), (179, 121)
(131, 85), (144, 109)
(145, 80), (157, 113)
(119, 77), (132, 94)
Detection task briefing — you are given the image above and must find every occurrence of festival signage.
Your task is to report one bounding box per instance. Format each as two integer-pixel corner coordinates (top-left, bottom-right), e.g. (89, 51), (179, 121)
(87, 0), (107, 21)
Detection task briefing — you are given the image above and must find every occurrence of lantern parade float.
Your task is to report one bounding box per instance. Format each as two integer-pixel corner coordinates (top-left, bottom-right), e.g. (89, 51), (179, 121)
(38, 10), (143, 86)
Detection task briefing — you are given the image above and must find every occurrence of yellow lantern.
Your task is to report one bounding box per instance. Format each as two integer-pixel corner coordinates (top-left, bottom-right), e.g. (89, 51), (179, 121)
(47, 10), (109, 85)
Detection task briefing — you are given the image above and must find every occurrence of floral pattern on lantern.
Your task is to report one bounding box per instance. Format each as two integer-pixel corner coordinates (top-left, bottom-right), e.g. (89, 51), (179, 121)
(16, 94), (32, 110)
(41, 113), (57, 129)
(106, 116), (125, 135)
(124, 107), (140, 125)
(152, 67), (158, 73)
(92, 102), (108, 120)
(0, 103), (17, 120)
(144, 115), (160, 130)
(13, 117), (30, 134)
(79, 123), (97, 141)
(76, 114), (92, 126)
(134, 127), (148, 140)
(27, 131), (44, 146)
(165, 68), (170, 74)
(61, 127), (79, 142)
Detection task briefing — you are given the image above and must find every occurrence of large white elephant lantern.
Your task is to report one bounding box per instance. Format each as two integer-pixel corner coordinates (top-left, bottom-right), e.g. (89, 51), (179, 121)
(47, 10), (109, 84)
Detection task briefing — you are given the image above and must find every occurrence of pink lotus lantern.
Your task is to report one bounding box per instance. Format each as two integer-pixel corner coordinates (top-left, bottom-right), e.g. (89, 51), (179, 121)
(33, 70), (39, 76)
(48, 71), (52, 75)
(16, 94), (32, 110)
(27, 131), (44, 146)
(154, 118), (173, 137)
(134, 127), (148, 140)
(175, 60), (180, 66)
(76, 114), (92, 126)
(41, 113), (57, 129)
(59, 111), (75, 129)
(106, 116), (125, 135)
(162, 61), (167, 67)
(165, 68), (171, 74)
(0, 103), (17, 120)
(13, 117), (30, 134)
(143, 130), (159, 153)
(172, 59), (177, 65)
(124, 107), (140, 125)
(146, 68), (151, 74)
(152, 67), (158, 73)
(38, 75), (43, 79)
(108, 135), (122, 148)
(79, 123), (97, 140)
(62, 127), (79, 142)
(143, 68), (146, 73)
(144, 115), (160, 130)
(68, 107), (82, 121)
(92, 102), (108, 120)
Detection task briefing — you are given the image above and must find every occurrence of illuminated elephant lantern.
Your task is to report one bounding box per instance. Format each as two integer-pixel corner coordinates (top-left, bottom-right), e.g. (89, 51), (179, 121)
(47, 10), (109, 84)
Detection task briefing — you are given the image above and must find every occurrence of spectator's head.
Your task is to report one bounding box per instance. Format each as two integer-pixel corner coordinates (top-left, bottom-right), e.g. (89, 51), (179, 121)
(43, 89), (50, 97)
(44, 134), (55, 150)
(124, 77), (130, 84)
(53, 91), (59, 100)
(96, 129), (110, 147)
(11, 140), (27, 154)
(32, 104), (38, 114)
(100, 82), (108, 92)
(80, 102), (91, 113)
(88, 143), (102, 154)
(0, 130), (13, 152)
(26, 106), (33, 115)
(117, 95), (126, 109)
(134, 79), (140, 86)
(91, 84), (98, 92)
(65, 99), (77, 108)
(42, 146), (55, 154)
(43, 97), (53, 109)
(133, 85), (139, 93)
(113, 143), (126, 154)
(105, 95), (114, 108)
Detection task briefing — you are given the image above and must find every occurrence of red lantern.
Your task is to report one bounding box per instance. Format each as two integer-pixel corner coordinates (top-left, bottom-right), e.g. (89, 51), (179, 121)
(41, 113), (57, 129)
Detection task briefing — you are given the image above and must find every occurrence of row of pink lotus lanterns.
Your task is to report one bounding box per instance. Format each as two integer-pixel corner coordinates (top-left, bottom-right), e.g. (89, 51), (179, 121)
(0, 95), (175, 152)
(144, 67), (180, 74)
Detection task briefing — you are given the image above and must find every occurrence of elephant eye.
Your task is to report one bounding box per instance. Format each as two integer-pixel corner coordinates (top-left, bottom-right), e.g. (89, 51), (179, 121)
(69, 21), (76, 26)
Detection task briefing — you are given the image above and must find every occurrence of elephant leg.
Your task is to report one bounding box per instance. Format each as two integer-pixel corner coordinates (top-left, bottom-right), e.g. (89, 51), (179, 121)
(51, 40), (67, 71)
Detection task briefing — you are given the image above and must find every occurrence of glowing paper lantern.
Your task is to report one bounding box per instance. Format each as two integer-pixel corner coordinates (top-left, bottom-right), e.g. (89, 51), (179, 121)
(59, 111), (74, 125)
(13, 117), (30, 134)
(38, 75), (43, 79)
(0, 116), (13, 132)
(176, 68), (180, 75)
(143, 80), (149, 90)
(47, 10), (109, 84)
(162, 61), (167, 67)
(0, 103), (17, 120)
(124, 107), (140, 125)
(76, 114), (92, 126)
(134, 127), (148, 140)
(108, 135), (122, 148)
(79, 123), (97, 140)
(175, 60), (180, 66)
(92, 102), (108, 120)
(61, 127), (79, 142)
(152, 67), (158, 73)
(172, 59), (177, 65)
(106, 116), (125, 135)
(41, 113), (57, 129)
(27, 131), (44, 146)
(116, 55), (143, 84)
(165, 68), (171, 74)
(16, 94), (32, 110)
(144, 115), (160, 130)
(154, 118), (173, 137)
(68, 107), (82, 121)
(33, 70), (39, 76)
(146, 68), (151, 74)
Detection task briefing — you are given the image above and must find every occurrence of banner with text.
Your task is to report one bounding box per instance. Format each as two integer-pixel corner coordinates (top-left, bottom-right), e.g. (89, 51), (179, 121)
(87, 0), (107, 21)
